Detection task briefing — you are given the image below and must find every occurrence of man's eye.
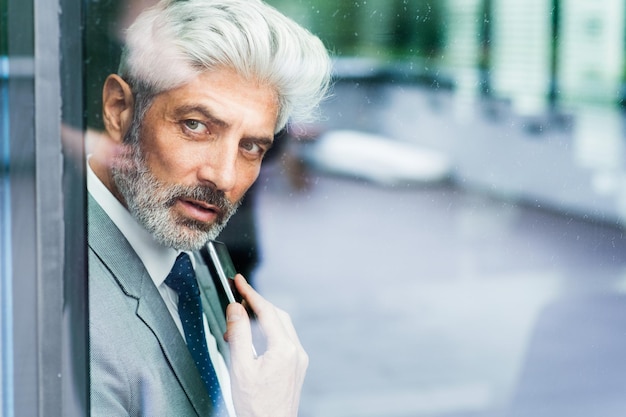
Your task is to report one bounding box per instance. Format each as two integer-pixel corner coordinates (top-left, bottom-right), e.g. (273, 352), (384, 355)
(241, 141), (264, 157)
(183, 120), (207, 133)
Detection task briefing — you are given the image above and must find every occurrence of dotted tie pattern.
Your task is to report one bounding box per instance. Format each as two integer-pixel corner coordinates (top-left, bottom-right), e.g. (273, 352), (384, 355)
(165, 252), (228, 416)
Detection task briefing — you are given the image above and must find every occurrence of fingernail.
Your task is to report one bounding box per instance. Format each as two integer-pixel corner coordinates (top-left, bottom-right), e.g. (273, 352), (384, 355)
(227, 313), (242, 322)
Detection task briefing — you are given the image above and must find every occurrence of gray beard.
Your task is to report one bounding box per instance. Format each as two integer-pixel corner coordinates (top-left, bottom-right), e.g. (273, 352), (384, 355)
(110, 138), (240, 251)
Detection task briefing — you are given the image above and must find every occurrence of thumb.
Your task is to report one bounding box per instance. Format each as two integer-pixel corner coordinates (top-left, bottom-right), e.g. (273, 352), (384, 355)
(225, 302), (255, 364)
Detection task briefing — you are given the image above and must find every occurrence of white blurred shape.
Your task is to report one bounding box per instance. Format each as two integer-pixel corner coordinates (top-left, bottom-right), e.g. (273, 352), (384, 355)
(303, 130), (453, 185)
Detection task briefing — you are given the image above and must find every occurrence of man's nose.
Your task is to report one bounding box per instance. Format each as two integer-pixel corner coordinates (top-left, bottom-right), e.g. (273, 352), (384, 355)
(198, 141), (238, 193)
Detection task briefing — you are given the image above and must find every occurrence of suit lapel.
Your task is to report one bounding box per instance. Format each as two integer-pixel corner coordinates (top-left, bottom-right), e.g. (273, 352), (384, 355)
(194, 252), (231, 365)
(88, 195), (213, 417)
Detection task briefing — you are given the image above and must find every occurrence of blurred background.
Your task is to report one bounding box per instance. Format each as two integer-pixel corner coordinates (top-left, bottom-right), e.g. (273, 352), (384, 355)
(253, 1), (626, 417)
(4, 0), (626, 416)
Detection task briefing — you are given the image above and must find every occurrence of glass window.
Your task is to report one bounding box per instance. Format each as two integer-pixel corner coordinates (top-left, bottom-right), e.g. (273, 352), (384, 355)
(81, 1), (626, 416)
(257, 1), (626, 416)
(1, 0), (11, 414)
(1, 0), (87, 415)
(2, 0), (36, 414)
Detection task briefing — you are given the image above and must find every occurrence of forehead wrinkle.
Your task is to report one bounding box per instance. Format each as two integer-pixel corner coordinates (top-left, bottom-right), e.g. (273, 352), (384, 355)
(172, 104), (230, 130)
(171, 102), (275, 145)
(157, 69), (279, 137)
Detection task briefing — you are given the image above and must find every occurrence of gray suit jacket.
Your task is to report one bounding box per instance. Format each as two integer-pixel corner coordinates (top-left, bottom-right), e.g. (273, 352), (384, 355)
(88, 195), (231, 416)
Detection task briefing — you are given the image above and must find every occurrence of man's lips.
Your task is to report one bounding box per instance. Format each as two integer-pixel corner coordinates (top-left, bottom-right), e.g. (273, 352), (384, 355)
(176, 198), (221, 223)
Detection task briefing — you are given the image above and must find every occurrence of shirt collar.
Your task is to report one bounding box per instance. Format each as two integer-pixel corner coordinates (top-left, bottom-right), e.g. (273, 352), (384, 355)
(87, 156), (184, 286)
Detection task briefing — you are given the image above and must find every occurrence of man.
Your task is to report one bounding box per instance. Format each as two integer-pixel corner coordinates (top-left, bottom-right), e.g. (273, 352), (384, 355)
(87, 0), (331, 415)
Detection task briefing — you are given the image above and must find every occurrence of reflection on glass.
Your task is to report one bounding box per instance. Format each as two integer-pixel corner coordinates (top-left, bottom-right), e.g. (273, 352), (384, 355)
(0, 1), (11, 412)
(443, 0), (483, 118)
(491, 0), (552, 116)
(259, 1), (626, 416)
(558, 0), (624, 104)
(84, 0), (626, 415)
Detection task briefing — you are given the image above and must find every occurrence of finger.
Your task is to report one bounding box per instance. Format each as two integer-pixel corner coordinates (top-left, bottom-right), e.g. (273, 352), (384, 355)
(224, 302), (256, 364)
(233, 274), (274, 321)
(233, 275), (300, 349)
(274, 308), (303, 346)
(234, 274), (281, 323)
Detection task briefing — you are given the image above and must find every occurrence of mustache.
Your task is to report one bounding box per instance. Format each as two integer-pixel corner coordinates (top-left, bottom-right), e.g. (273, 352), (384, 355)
(114, 142), (237, 216)
(165, 183), (236, 221)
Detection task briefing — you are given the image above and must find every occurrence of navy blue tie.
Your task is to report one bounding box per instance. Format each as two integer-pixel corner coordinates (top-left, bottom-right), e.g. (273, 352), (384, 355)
(165, 252), (227, 415)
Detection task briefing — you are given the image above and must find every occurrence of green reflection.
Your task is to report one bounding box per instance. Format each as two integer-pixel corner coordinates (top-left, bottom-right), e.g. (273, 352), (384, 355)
(266, 0), (444, 59)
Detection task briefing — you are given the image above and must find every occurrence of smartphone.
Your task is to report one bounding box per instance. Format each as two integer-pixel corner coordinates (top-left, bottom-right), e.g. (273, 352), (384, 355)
(206, 240), (258, 357)
(207, 240), (242, 305)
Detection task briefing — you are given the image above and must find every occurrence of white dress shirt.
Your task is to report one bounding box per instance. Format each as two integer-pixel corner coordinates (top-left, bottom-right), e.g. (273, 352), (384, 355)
(87, 159), (235, 416)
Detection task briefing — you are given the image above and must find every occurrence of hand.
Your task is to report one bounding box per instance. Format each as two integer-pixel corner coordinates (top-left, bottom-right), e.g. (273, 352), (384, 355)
(224, 274), (308, 417)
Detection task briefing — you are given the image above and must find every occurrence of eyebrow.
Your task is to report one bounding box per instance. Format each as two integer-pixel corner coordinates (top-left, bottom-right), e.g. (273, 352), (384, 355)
(174, 104), (229, 129)
(174, 104), (275, 146)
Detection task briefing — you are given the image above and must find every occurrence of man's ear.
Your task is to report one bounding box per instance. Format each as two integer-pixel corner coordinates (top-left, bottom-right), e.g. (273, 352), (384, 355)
(102, 74), (134, 143)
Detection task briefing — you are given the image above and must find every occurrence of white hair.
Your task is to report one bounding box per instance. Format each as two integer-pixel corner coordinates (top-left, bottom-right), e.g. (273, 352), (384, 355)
(119, 0), (332, 132)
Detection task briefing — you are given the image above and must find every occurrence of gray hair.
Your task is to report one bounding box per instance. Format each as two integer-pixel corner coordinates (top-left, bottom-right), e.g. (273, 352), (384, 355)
(119, 0), (332, 132)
